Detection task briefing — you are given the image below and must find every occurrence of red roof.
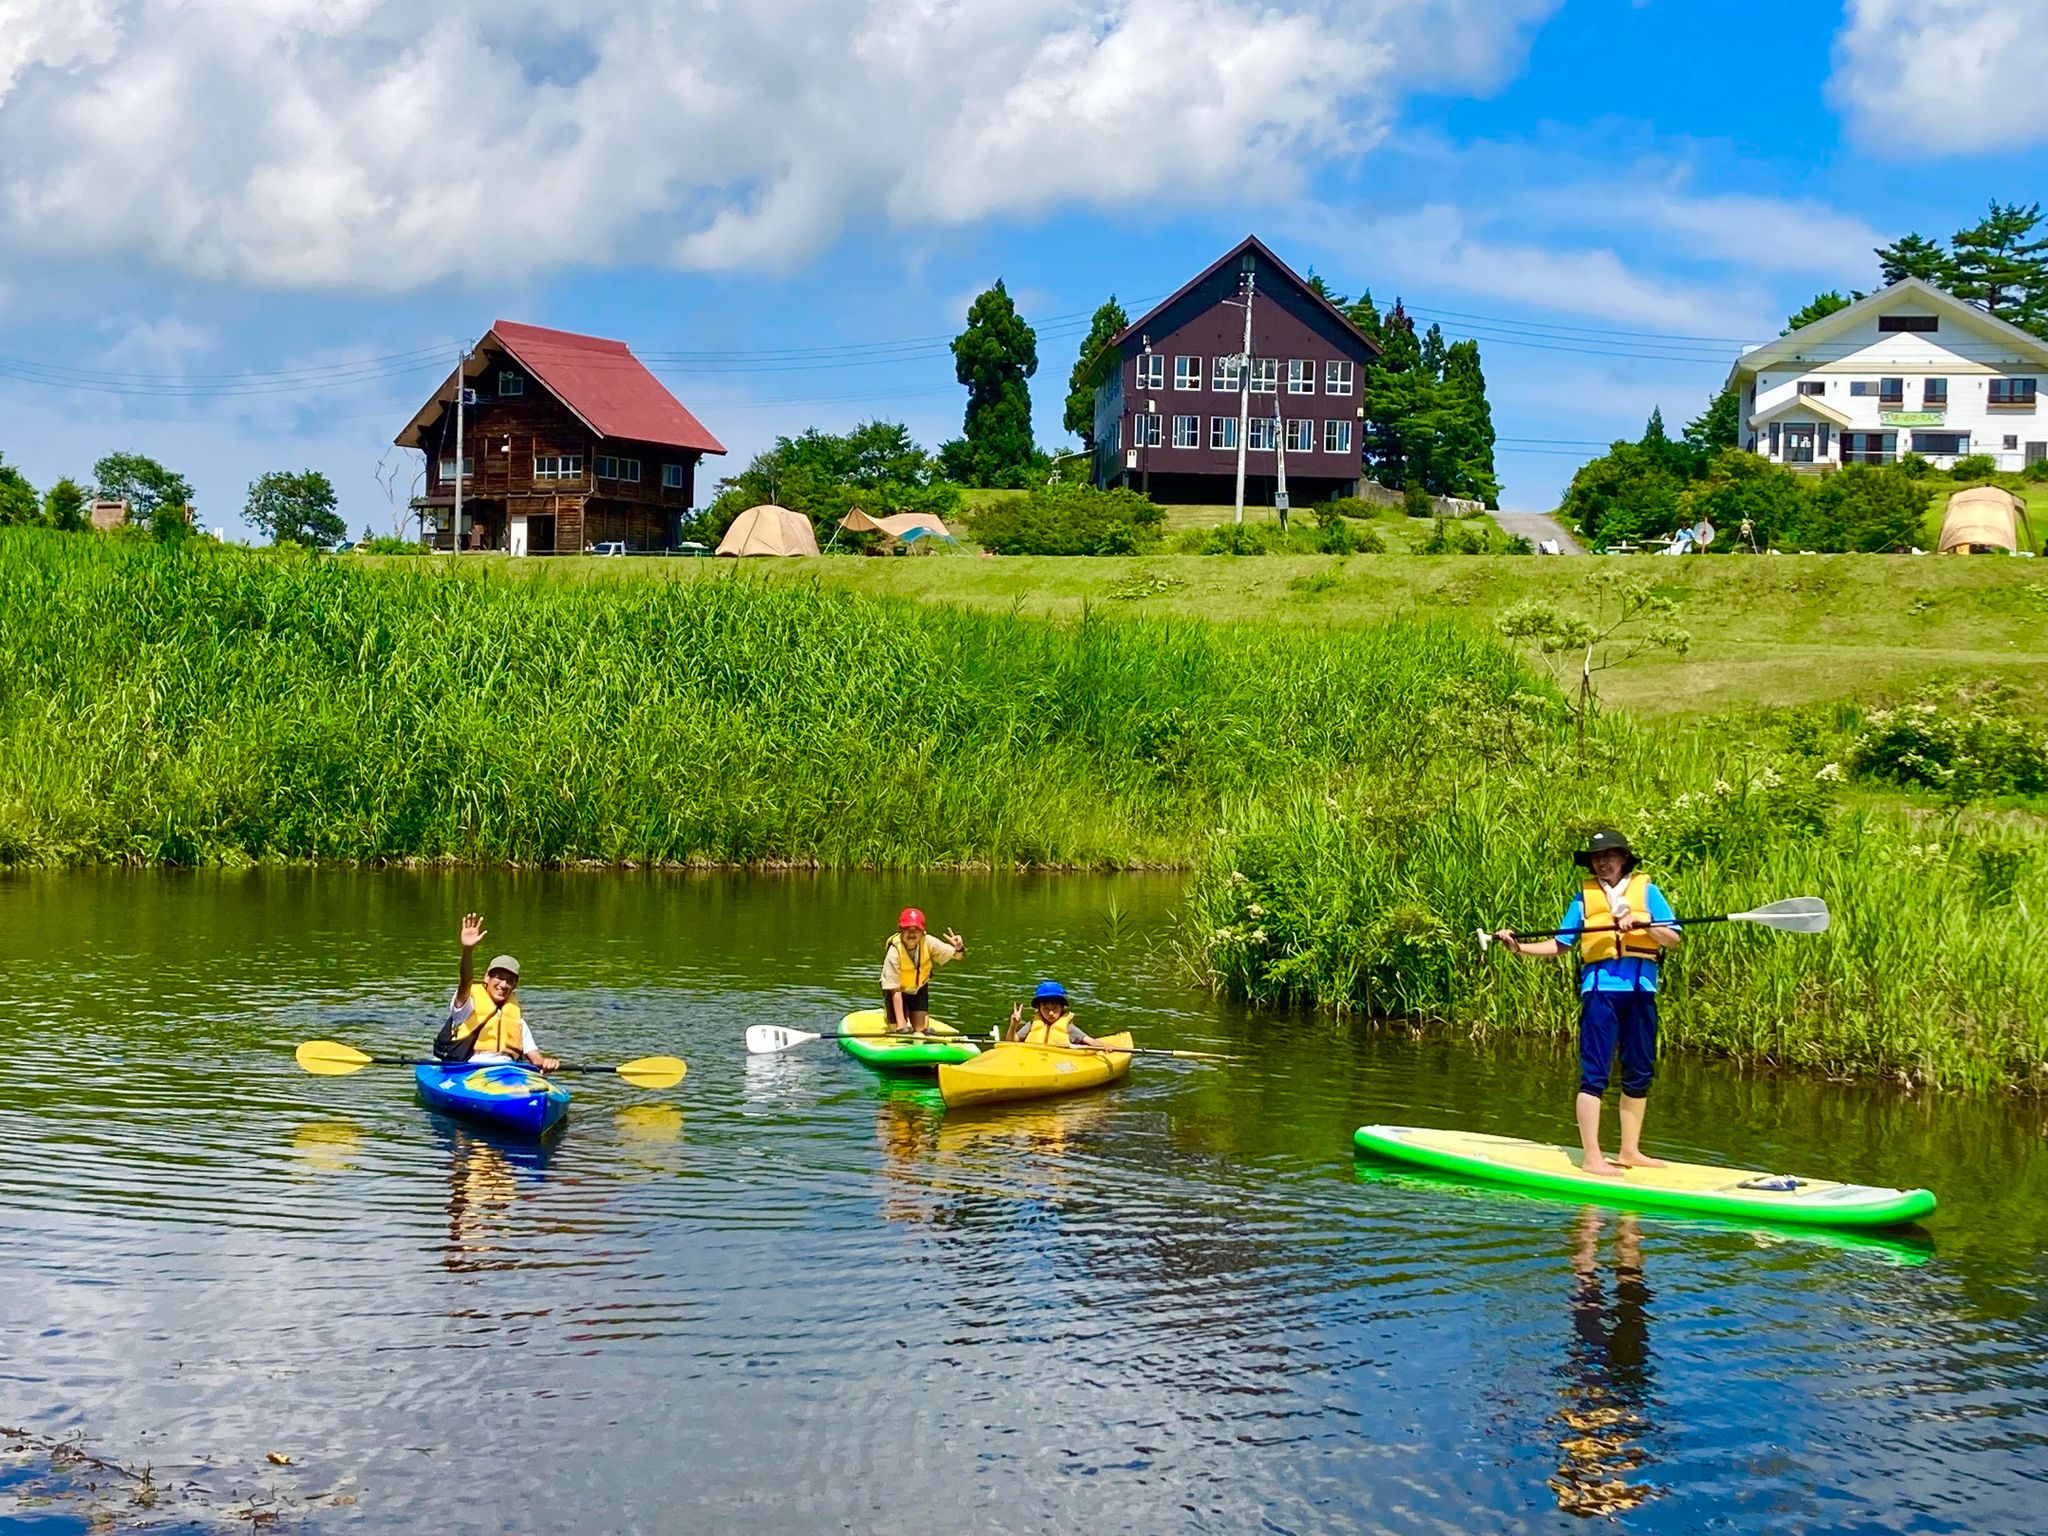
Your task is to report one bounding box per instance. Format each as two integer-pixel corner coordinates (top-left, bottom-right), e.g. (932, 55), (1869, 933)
(489, 320), (725, 455)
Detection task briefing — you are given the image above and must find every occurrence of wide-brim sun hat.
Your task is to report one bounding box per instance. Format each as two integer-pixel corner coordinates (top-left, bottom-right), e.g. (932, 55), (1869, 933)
(1572, 829), (1637, 874)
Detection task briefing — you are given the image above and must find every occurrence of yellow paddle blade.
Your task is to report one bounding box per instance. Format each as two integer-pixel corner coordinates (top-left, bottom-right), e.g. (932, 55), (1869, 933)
(613, 1055), (688, 1090)
(295, 1040), (376, 1076)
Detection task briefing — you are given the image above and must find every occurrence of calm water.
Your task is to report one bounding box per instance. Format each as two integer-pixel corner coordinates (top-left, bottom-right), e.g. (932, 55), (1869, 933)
(1, 870), (2045, 1534)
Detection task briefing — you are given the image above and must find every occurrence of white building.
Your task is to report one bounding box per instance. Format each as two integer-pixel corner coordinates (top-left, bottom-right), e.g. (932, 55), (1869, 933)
(1727, 278), (2048, 474)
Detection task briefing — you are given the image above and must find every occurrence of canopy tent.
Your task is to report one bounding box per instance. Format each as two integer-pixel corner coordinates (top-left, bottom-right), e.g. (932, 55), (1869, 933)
(1939, 486), (2034, 554)
(839, 509), (956, 545)
(717, 504), (819, 558)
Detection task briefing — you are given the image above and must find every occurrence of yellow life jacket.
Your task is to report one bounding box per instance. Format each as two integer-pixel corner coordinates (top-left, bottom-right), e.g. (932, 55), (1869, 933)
(1021, 1012), (1080, 1047)
(1578, 874), (1662, 963)
(884, 933), (933, 993)
(450, 983), (525, 1057)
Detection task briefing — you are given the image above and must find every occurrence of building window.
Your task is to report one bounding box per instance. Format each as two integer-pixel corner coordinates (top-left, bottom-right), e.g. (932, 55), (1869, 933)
(1245, 358), (1277, 394)
(1135, 353), (1164, 391)
(1171, 414), (1200, 448)
(498, 370), (524, 396)
(1878, 315), (1938, 333)
(1175, 356), (1203, 391)
(1323, 419), (1353, 454)
(662, 464), (687, 489)
(1287, 360), (1315, 394)
(1923, 378), (1948, 407)
(1213, 356), (1243, 392)
(596, 456), (641, 482)
(1841, 431), (1896, 465)
(1285, 418), (1314, 453)
(1874, 377), (1904, 405)
(1989, 378), (2039, 407)
(1210, 416), (1239, 451)
(1325, 359), (1354, 395)
(1247, 417), (1276, 451)
(1769, 422), (1781, 458)
(437, 456), (474, 481)
(1133, 413), (1162, 449)
(1112, 419), (1121, 453)
(1911, 431), (1970, 456)
(2005, 434), (2021, 451)
(535, 453), (584, 480)
(1797, 381), (1826, 396)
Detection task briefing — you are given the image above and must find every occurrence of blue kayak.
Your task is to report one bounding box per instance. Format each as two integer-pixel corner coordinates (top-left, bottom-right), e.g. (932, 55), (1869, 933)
(414, 1062), (570, 1137)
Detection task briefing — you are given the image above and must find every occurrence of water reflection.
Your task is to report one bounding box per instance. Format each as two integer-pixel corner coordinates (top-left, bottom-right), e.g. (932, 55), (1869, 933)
(1550, 1209), (1660, 1518)
(289, 1119), (366, 1176)
(441, 1129), (546, 1277)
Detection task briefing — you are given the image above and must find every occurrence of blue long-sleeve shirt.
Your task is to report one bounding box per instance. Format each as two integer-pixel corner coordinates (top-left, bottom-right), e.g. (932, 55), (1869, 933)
(1557, 884), (1678, 994)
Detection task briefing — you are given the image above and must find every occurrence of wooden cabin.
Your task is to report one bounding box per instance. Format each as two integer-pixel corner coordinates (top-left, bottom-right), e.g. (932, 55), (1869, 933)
(396, 321), (725, 554)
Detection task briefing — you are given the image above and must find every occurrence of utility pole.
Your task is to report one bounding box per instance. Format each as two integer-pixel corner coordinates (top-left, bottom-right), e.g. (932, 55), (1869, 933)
(1231, 272), (1255, 524)
(451, 348), (469, 555)
(1273, 399), (1289, 531)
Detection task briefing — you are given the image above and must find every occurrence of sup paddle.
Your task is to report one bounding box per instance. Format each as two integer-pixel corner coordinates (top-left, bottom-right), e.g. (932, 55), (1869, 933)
(295, 1040), (687, 1089)
(1476, 895), (1829, 952)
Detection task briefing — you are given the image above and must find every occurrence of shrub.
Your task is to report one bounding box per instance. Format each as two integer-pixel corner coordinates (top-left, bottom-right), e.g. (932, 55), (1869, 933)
(1949, 454), (1999, 482)
(1323, 520), (1384, 554)
(1183, 522), (1275, 556)
(1796, 463), (1930, 552)
(969, 482), (1164, 555)
(1557, 441), (1684, 546)
(1847, 686), (2048, 801)
(2024, 458), (2048, 483)
(1682, 449), (1808, 551)
(1897, 451), (1934, 476)
(1320, 497), (1376, 522)
(1422, 518), (1531, 555)
(1402, 480), (1432, 518)
(361, 536), (428, 555)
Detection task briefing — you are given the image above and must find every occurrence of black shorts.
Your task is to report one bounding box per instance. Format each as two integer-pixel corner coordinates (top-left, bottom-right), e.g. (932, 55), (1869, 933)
(883, 985), (931, 1020)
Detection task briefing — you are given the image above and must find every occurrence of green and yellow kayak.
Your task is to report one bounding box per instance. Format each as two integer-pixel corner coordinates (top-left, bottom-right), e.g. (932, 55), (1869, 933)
(938, 1032), (1134, 1109)
(836, 1010), (981, 1075)
(1352, 1124), (1936, 1229)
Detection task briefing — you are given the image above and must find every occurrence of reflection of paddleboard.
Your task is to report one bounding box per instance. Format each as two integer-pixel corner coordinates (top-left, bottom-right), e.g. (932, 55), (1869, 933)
(836, 1010), (981, 1074)
(1352, 1125), (1935, 1229)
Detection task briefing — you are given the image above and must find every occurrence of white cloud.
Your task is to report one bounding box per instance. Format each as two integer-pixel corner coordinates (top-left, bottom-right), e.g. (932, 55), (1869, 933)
(1830, 0), (2048, 154)
(0, 0), (1563, 291)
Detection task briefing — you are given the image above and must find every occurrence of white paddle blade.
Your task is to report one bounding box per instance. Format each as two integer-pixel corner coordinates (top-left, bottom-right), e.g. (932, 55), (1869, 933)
(745, 1025), (823, 1055)
(1732, 897), (1830, 933)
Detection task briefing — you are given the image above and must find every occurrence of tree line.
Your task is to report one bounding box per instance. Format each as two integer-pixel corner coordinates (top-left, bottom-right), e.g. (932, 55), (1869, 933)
(0, 447), (345, 546)
(1785, 200), (2048, 334)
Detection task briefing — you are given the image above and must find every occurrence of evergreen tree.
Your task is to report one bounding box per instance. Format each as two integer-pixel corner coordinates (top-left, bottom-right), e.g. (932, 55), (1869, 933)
(1684, 390), (1740, 457)
(1783, 290), (1859, 334)
(1063, 296), (1128, 451)
(1875, 232), (1951, 287)
(942, 281), (1039, 489)
(1947, 200), (2048, 327)
(1363, 299), (1425, 488)
(1437, 340), (1499, 507)
(1346, 290), (1383, 349)
(43, 476), (87, 531)
(0, 452), (38, 525)
(1419, 322), (1448, 379)
(1305, 271), (1348, 307)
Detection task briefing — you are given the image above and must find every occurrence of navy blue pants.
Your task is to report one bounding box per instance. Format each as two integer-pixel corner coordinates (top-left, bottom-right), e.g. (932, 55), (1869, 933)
(1579, 990), (1658, 1098)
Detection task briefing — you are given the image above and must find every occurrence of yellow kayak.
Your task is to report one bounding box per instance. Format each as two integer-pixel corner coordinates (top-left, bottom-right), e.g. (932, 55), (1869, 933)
(937, 1032), (1134, 1109)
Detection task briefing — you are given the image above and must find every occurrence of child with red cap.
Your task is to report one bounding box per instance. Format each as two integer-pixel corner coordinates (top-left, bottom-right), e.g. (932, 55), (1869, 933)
(880, 907), (967, 1034)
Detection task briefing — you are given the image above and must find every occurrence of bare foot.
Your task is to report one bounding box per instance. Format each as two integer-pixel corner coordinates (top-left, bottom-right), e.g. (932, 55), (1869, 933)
(1579, 1155), (1625, 1177)
(1618, 1151), (1669, 1169)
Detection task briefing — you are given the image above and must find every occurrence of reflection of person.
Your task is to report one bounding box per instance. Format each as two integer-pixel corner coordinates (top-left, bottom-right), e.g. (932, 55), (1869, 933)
(1492, 831), (1682, 1175)
(442, 1131), (519, 1275)
(1549, 1210), (1658, 1517)
(880, 907), (966, 1034)
(1007, 980), (1104, 1047)
(435, 912), (559, 1070)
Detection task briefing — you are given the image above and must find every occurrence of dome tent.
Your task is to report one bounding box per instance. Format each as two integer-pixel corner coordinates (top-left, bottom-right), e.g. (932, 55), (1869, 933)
(716, 504), (819, 557)
(1938, 486), (2033, 555)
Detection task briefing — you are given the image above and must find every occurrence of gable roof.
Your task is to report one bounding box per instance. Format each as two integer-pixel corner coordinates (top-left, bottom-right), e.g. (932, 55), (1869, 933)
(1727, 278), (2048, 389)
(1748, 392), (1851, 429)
(1113, 235), (1382, 356)
(396, 320), (726, 454)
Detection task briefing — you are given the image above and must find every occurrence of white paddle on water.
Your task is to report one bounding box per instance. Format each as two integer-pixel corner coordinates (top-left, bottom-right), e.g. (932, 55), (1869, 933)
(1475, 896), (1830, 952)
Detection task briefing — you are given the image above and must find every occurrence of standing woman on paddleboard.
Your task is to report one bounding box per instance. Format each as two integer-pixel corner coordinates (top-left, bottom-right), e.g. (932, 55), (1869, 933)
(1493, 831), (1682, 1177)
(881, 907), (967, 1034)
(434, 912), (560, 1071)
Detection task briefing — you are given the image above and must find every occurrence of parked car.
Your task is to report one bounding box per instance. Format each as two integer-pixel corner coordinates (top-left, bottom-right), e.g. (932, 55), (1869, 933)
(593, 541), (627, 556)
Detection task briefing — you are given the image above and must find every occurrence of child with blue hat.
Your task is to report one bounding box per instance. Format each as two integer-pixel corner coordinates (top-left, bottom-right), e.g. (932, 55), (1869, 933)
(1007, 980), (1105, 1048)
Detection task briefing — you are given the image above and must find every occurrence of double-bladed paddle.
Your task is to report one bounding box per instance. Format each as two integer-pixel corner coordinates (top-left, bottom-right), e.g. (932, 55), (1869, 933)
(743, 1023), (1239, 1062)
(295, 1039), (687, 1089)
(1475, 896), (1830, 953)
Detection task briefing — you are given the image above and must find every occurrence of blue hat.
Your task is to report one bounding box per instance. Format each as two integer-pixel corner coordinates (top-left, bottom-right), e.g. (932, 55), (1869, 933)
(1032, 980), (1067, 1003)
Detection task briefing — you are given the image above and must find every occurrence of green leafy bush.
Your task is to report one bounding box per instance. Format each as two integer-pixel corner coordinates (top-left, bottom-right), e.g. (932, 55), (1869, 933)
(1846, 686), (2048, 800)
(1558, 441), (1684, 546)
(1949, 454), (1999, 481)
(1319, 497), (1376, 521)
(1797, 464), (1929, 552)
(1402, 480), (1432, 517)
(1683, 449), (1808, 551)
(2023, 458), (2048, 483)
(1422, 518), (1531, 555)
(969, 482), (1163, 555)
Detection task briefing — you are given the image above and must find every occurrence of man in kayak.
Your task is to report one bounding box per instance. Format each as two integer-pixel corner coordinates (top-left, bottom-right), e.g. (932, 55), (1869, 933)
(434, 911), (560, 1070)
(881, 907), (967, 1034)
(1007, 980), (1106, 1048)
(1492, 831), (1682, 1177)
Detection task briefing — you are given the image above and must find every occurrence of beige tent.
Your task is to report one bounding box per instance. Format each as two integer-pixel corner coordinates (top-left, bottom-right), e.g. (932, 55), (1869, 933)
(1939, 486), (2034, 554)
(840, 509), (955, 543)
(716, 504), (819, 558)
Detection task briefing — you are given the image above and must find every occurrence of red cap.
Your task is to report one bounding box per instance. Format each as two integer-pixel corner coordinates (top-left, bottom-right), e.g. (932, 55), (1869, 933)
(898, 907), (926, 930)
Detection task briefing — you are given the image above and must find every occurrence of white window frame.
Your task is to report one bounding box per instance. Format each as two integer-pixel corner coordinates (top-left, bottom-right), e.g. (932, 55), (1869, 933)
(1285, 418), (1314, 454)
(534, 453), (584, 480)
(1247, 417), (1277, 451)
(1325, 359), (1354, 396)
(1171, 414), (1200, 449)
(1248, 358), (1278, 395)
(1135, 353), (1164, 391)
(1133, 412), (1162, 449)
(1174, 356), (1203, 391)
(1287, 360), (1315, 394)
(1210, 415), (1239, 451)
(1323, 419), (1353, 454)
(498, 370), (524, 397)
(1213, 355), (1243, 392)
(437, 456), (474, 481)
(662, 464), (687, 490)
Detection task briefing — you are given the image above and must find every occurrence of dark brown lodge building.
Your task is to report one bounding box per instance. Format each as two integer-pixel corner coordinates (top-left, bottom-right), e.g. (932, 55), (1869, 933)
(1091, 236), (1380, 505)
(398, 321), (726, 554)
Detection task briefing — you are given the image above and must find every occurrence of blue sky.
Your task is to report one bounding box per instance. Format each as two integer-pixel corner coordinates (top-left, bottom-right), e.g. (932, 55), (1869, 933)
(2, 0), (2044, 536)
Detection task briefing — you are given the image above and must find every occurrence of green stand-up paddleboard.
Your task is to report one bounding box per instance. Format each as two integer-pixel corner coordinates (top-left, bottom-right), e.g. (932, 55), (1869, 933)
(1352, 1124), (1936, 1229)
(836, 1010), (982, 1075)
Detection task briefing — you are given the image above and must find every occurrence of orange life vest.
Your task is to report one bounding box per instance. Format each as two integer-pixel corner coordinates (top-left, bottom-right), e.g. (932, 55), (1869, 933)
(448, 983), (525, 1057)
